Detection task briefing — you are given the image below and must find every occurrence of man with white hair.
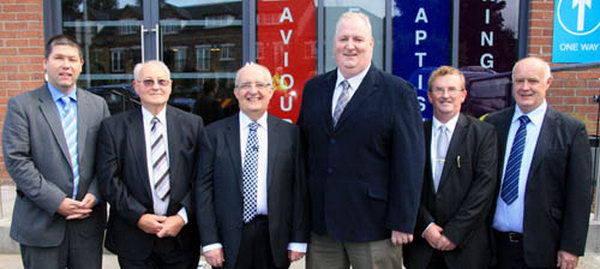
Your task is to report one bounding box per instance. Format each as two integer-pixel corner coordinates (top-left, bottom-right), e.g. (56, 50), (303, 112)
(486, 57), (592, 269)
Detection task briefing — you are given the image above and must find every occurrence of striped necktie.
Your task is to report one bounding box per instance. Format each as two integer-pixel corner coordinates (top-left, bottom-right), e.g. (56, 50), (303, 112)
(333, 80), (351, 126)
(150, 117), (170, 201)
(60, 96), (79, 199)
(501, 115), (531, 205)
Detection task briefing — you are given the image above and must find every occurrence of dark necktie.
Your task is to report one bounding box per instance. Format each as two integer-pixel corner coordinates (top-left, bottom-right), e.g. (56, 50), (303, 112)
(501, 115), (531, 205)
(242, 122), (259, 223)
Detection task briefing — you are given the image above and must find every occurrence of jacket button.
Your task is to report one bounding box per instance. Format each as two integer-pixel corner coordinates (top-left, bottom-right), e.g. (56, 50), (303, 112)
(327, 168), (333, 174)
(330, 138), (336, 144)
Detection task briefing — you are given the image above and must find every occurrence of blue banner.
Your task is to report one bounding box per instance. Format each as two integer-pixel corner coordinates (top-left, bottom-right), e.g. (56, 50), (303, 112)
(392, 0), (451, 120)
(552, 0), (600, 63)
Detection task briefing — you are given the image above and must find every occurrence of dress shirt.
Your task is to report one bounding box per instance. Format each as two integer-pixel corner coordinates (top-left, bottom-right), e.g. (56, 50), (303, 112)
(202, 111), (307, 253)
(141, 107), (188, 223)
(47, 83), (79, 198)
(422, 114), (459, 236)
(493, 101), (547, 233)
(331, 63), (371, 117)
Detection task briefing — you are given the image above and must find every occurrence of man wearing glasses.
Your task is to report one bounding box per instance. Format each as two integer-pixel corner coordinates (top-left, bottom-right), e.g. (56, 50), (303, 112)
(403, 66), (497, 269)
(96, 60), (205, 268)
(197, 63), (309, 269)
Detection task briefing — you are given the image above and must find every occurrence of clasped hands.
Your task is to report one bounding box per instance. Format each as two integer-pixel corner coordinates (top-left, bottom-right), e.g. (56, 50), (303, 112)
(137, 213), (185, 238)
(57, 193), (96, 220)
(423, 223), (456, 251)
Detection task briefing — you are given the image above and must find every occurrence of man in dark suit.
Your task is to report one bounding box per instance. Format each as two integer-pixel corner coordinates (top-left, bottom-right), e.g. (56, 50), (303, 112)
(297, 12), (425, 268)
(404, 66), (497, 269)
(196, 63), (309, 269)
(486, 57), (592, 269)
(96, 60), (204, 268)
(3, 35), (109, 269)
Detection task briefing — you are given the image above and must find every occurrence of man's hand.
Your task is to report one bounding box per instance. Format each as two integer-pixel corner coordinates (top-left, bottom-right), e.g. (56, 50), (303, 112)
(391, 230), (413, 246)
(204, 248), (225, 268)
(557, 250), (579, 269)
(57, 198), (91, 218)
(288, 250), (305, 262)
(436, 235), (456, 251)
(137, 214), (166, 234)
(66, 193), (97, 220)
(423, 224), (444, 249)
(156, 215), (185, 238)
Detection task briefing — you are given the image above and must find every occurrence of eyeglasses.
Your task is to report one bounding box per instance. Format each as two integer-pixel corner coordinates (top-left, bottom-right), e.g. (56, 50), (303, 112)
(139, 78), (171, 87)
(430, 87), (464, 95)
(236, 82), (271, 91)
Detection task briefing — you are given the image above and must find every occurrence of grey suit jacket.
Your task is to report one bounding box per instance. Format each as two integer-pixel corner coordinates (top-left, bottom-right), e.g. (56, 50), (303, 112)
(2, 84), (110, 247)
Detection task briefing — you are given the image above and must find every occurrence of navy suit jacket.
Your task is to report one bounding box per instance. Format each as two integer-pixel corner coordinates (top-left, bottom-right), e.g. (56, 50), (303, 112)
(96, 106), (204, 259)
(196, 114), (309, 268)
(404, 114), (497, 269)
(486, 106), (592, 267)
(298, 65), (425, 242)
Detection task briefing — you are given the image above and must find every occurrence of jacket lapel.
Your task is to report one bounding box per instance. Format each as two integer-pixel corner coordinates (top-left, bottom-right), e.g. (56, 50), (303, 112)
(438, 114), (468, 192)
(166, 107), (180, 202)
(424, 120), (434, 193)
(526, 107), (555, 187)
(127, 109), (153, 200)
(266, 114), (279, 190)
(335, 66), (381, 129)
(496, 108), (515, 180)
(323, 71), (336, 132)
(225, 115), (243, 192)
(76, 90), (89, 165)
(37, 85), (70, 163)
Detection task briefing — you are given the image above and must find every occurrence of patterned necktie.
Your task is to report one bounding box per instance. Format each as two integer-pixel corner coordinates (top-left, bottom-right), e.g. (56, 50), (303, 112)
(242, 122), (259, 223)
(150, 117), (170, 201)
(434, 125), (449, 192)
(333, 80), (351, 126)
(501, 115), (531, 205)
(60, 96), (79, 199)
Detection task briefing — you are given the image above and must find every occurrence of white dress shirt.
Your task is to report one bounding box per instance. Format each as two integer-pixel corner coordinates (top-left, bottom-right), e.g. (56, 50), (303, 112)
(493, 101), (547, 233)
(202, 111), (307, 253)
(141, 107), (188, 223)
(331, 63), (371, 116)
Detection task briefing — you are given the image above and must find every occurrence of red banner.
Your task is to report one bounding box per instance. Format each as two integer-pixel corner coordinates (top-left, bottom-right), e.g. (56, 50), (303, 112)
(257, 0), (316, 123)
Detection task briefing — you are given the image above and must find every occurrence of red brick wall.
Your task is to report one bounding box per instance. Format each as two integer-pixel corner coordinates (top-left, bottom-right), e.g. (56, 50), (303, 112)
(529, 0), (600, 133)
(0, 0), (44, 184)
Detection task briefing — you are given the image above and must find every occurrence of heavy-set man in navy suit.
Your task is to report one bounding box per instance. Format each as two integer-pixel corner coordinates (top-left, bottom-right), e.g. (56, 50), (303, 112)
(97, 61), (204, 268)
(196, 63), (309, 269)
(3, 35), (109, 269)
(298, 12), (425, 268)
(403, 66), (497, 269)
(486, 57), (592, 269)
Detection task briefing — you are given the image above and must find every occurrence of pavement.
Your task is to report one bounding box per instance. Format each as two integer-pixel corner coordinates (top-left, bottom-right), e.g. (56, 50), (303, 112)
(0, 183), (599, 268)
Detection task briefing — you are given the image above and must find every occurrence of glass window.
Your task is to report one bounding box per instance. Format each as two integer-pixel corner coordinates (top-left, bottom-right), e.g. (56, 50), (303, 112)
(110, 48), (125, 73)
(196, 45), (211, 71)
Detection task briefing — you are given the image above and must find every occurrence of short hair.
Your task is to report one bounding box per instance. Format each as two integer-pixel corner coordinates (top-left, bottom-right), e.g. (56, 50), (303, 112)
(45, 34), (83, 59)
(512, 57), (552, 81)
(335, 12), (373, 39)
(133, 60), (171, 81)
(235, 62), (273, 86)
(428, 66), (466, 91)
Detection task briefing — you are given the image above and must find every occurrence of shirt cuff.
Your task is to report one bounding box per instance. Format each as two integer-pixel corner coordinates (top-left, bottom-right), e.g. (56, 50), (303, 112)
(202, 243), (223, 253)
(422, 222), (435, 238)
(287, 242), (307, 253)
(177, 208), (188, 224)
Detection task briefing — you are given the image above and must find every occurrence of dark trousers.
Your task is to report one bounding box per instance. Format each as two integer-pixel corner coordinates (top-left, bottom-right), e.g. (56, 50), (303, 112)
(427, 250), (448, 269)
(117, 237), (199, 269)
(493, 230), (556, 269)
(234, 215), (286, 269)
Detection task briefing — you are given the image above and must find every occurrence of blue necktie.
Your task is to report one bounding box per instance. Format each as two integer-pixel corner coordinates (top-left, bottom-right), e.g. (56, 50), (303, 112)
(60, 96), (79, 199)
(501, 115), (531, 205)
(242, 122), (259, 223)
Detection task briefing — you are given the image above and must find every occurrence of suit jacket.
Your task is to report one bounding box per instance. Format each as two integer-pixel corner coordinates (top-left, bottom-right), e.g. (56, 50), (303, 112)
(96, 106), (204, 259)
(297, 65), (425, 242)
(404, 114), (497, 269)
(2, 84), (109, 247)
(486, 106), (592, 267)
(196, 113), (309, 269)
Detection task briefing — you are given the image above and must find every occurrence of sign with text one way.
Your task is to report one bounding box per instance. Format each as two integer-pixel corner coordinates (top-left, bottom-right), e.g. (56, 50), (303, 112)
(552, 0), (600, 63)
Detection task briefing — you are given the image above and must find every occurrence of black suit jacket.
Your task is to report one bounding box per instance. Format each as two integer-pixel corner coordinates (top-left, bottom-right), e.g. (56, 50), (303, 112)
(97, 106), (204, 259)
(404, 114), (497, 269)
(486, 106), (592, 267)
(196, 113), (309, 269)
(297, 65), (425, 241)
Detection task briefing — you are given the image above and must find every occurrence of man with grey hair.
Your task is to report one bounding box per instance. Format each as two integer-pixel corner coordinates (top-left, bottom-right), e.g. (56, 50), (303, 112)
(298, 12), (425, 268)
(486, 57), (592, 269)
(197, 62), (309, 269)
(97, 60), (205, 268)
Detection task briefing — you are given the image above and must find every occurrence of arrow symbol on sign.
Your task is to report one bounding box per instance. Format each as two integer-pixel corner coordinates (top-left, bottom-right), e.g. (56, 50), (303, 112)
(572, 0), (592, 31)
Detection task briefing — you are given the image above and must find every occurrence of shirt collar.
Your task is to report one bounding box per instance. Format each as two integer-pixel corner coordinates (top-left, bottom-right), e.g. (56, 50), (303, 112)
(336, 63), (372, 90)
(432, 113), (460, 134)
(142, 105), (167, 125)
(47, 82), (77, 103)
(513, 100), (547, 127)
(239, 111), (268, 130)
